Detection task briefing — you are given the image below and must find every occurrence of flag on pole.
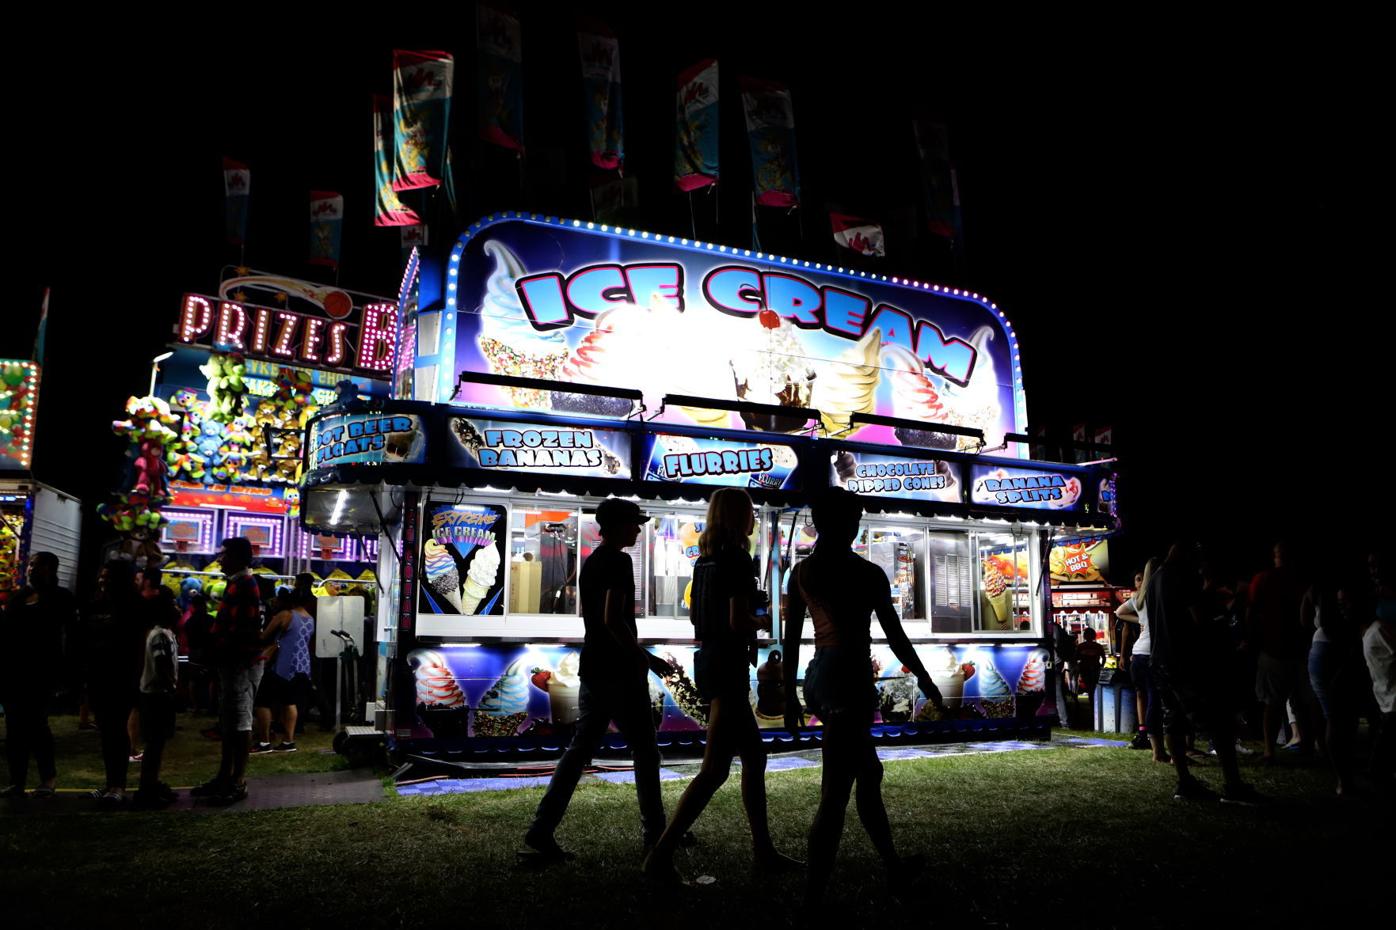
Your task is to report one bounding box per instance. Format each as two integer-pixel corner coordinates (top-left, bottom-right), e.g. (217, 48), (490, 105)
(829, 212), (886, 257)
(374, 96), (422, 227)
(913, 120), (960, 241)
(392, 50), (454, 191)
(308, 192), (344, 269)
(32, 288), (49, 365)
(577, 18), (624, 172)
(223, 158), (250, 245)
(477, 3), (525, 152)
(675, 59), (719, 192)
(740, 77), (799, 208)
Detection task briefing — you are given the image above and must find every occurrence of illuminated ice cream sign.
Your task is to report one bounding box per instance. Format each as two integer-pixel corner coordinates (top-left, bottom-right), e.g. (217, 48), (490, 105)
(310, 413), (423, 468)
(831, 451), (959, 502)
(447, 416), (631, 478)
(970, 464), (1083, 511)
(435, 218), (1027, 452)
(644, 433), (799, 489)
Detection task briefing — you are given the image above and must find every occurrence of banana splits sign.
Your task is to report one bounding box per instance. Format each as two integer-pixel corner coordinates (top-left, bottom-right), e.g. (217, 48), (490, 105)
(425, 216), (1027, 453)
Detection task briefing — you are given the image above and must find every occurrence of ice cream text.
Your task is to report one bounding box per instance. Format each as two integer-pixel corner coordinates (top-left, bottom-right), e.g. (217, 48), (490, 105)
(476, 428), (606, 469)
(845, 460), (947, 495)
(513, 262), (979, 386)
(663, 447), (774, 479)
(313, 416), (415, 466)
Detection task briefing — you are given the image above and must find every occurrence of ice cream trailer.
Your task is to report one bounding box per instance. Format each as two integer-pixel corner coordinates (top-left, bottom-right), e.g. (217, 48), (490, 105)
(297, 215), (1119, 761)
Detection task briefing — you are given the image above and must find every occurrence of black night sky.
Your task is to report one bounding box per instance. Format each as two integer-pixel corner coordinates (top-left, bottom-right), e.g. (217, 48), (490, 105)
(7, 15), (1388, 582)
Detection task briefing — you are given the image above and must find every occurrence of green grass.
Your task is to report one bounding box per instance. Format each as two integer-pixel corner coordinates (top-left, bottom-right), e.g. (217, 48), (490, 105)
(33, 713), (348, 790)
(1, 731), (1385, 928)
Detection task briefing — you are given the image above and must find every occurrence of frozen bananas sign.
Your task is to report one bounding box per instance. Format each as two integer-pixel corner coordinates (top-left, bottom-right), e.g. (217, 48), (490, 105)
(438, 217), (1025, 451)
(420, 502), (507, 616)
(830, 450), (960, 502)
(309, 413), (424, 469)
(970, 464), (1083, 511)
(643, 433), (800, 490)
(446, 416), (632, 478)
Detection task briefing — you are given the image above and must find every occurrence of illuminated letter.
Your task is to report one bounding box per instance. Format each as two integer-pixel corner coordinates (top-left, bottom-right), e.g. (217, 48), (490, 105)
(180, 295), (214, 343)
(215, 301), (248, 349)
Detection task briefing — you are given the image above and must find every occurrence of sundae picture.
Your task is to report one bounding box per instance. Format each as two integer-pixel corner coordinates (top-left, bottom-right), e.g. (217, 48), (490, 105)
(876, 662), (918, 722)
(475, 240), (570, 408)
(980, 556), (1015, 631)
(917, 646), (972, 719)
(530, 651), (582, 725)
(731, 315), (816, 432)
(473, 659), (533, 737)
(409, 650), (469, 738)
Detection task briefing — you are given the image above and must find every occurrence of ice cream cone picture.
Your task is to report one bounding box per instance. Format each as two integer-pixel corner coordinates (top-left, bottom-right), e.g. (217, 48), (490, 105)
(816, 327), (881, 436)
(409, 650), (469, 738)
(473, 659), (533, 737)
(883, 345), (959, 450)
(474, 240), (570, 409)
(939, 326), (1004, 449)
(549, 310), (642, 417)
(980, 556), (1015, 630)
(530, 651), (582, 726)
(423, 539), (464, 612)
(460, 533), (502, 615)
(1014, 649), (1049, 720)
(658, 652), (710, 726)
(972, 655), (1015, 719)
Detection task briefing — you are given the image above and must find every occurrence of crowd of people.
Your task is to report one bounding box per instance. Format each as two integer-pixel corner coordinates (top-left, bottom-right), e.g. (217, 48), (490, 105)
(1, 537), (324, 808)
(1107, 541), (1395, 801)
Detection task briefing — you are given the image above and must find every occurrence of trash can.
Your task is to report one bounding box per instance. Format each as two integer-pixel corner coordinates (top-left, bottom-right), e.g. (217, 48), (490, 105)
(1094, 669), (1138, 734)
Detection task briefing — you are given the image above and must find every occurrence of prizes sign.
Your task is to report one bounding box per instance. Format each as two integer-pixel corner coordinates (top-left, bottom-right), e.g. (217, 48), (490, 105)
(447, 416), (632, 478)
(643, 433), (799, 489)
(831, 451), (959, 502)
(310, 413), (424, 469)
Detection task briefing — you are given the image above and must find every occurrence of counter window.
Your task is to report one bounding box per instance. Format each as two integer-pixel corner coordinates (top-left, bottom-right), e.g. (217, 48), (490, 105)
(976, 531), (1033, 633)
(864, 526), (925, 622)
(647, 511), (764, 620)
(927, 532), (975, 634)
(510, 508), (579, 615)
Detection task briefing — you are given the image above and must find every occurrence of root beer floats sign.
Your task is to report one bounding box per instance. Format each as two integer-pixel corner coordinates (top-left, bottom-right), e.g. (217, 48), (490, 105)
(412, 216), (1027, 452)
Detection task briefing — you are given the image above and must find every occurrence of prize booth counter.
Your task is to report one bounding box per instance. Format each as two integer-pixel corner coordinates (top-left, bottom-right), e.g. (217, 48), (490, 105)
(300, 399), (1117, 760)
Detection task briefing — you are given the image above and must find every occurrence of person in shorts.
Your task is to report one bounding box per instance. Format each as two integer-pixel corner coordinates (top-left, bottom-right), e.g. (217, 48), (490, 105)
(253, 590), (315, 753)
(133, 599), (179, 810)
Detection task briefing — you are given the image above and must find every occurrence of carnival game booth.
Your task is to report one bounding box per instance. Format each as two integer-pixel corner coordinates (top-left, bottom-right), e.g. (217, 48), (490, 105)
(148, 272), (395, 607)
(1, 359), (82, 594)
(303, 215), (1119, 762)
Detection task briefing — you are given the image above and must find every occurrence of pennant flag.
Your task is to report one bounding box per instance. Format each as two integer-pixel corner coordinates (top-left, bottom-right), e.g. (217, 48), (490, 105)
(308, 192), (344, 269)
(477, 3), (525, 151)
(374, 96), (422, 227)
(830, 212), (886, 257)
(223, 157), (250, 245)
(393, 50), (454, 192)
(577, 18), (624, 172)
(740, 78), (799, 208)
(32, 288), (49, 365)
(913, 120), (960, 240)
(675, 59), (719, 192)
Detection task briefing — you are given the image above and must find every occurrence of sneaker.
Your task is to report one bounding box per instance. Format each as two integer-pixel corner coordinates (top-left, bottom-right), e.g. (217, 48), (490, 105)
(208, 783), (248, 806)
(272, 741), (298, 753)
(96, 789), (128, 809)
(190, 779), (230, 798)
(1173, 778), (1218, 802)
(32, 786), (56, 799)
(1128, 731), (1151, 750)
(0, 785), (25, 799)
(78, 721), (98, 732)
(131, 790), (173, 811)
(128, 752), (145, 764)
(521, 828), (574, 863)
(156, 783), (179, 803)
(250, 742), (274, 754)
(1220, 783), (1267, 807)
(1232, 741), (1256, 756)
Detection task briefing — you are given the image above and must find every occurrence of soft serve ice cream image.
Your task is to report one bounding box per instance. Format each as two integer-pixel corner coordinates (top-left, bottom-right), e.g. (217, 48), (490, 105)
(968, 652), (1015, 718)
(475, 240), (571, 409)
(460, 535), (502, 614)
(530, 651), (582, 725)
(472, 659), (533, 737)
(917, 645), (973, 718)
(409, 649), (469, 738)
(423, 539), (463, 612)
(886, 326), (1006, 451)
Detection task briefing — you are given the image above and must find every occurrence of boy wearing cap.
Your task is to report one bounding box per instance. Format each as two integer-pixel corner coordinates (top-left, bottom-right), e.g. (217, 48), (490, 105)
(524, 498), (674, 861)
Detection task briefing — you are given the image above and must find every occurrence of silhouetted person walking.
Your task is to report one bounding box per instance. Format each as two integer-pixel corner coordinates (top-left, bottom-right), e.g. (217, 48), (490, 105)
(524, 499), (675, 861)
(644, 489), (800, 883)
(782, 488), (946, 906)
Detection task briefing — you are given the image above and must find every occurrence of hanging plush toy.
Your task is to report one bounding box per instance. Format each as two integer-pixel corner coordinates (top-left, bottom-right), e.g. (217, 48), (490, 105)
(199, 353), (248, 423)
